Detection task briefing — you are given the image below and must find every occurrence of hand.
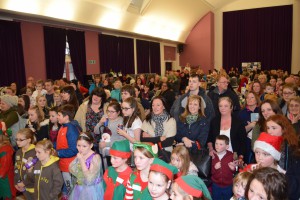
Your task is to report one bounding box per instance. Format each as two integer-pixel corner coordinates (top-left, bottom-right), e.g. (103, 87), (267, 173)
(160, 136), (166, 141)
(142, 132), (151, 138)
(17, 181), (25, 188)
(209, 149), (216, 159)
(228, 161), (236, 171)
(1, 122), (6, 131)
(99, 141), (106, 149)
(291, 114), (300, 124)
(182, 137), (194, 148)
(76, 153), (84, 161)
(117, 129), (127, 136)
(99, 116), (107, 125)
(247, 121), (256, 129)
(215, 161), (221, 169)
(176, 142), (184, 146)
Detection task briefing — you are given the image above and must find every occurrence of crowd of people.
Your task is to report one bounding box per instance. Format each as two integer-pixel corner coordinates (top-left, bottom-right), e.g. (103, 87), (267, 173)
(0, 66), (300, 200)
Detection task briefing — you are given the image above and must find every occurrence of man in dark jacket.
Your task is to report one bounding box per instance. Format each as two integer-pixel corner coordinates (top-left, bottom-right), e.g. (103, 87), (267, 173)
(171, 73), (215, 123)
(207, 74), (240, 116)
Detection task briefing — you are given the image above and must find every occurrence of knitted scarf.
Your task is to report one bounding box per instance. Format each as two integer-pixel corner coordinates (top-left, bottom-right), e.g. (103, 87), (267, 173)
(152, 110), (168, 137)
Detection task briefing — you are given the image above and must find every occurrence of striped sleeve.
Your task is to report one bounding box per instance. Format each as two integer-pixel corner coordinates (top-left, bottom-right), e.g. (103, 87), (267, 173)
(124, 179), (134, 200)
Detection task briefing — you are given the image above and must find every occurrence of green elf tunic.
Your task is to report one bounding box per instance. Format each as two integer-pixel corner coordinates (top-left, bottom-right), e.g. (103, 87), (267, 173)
(103, 166), (132, 200)
(124, 171), (148, 200)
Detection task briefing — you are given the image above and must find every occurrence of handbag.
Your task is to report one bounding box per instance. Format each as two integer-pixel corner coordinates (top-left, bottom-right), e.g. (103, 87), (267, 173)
(189, 142), (212, 180)
(157, 142), (171, 163)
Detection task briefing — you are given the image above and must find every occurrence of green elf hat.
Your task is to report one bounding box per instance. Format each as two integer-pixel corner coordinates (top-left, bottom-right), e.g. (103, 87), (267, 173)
(133, 142), (158, 158)
(150, 158), (178, 180)
(175, 175), (212, 200)
(110, 140), (131, 159)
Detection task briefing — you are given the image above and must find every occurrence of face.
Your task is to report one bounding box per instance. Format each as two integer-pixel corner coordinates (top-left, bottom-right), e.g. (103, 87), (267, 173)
(258, 76), (267, 84)
(247, 179), (267, 200)
(265, 86), (274, 94)
(282, 88), (295, 102)
(26, 88), (33, 96)
(266, 120), (282, 136)
(277, 78), (283, 85)
(188, 99), (200, 115)
(28, 109), (38, 123)
(57, 112), (68, 124)
(161, 83), (168, 92)
(121, 102), (134, 117)
(70, 83), (76, 90)
(218, 99), (232, 115)
(0, 101), (11, 112)
(261, 103), (275, 120)
(61, 91), (70, 101)
(49, 111), (58, 124)
(111, 155), (127, 169)
(121, 91), (131, 101)
(170, 153), (183, 170)
(289, 100), (300, 115)
(233, 181), (246, 199)
(54, 93), (61, 102)
(114, 81), (121, 89)
(134, 88), (140, 98)
(246, 93), (257, 107)
(95, 77), (101, 84)
(152, 99), (165, 115)
(36, 84), (43, 91)
(10, 83), (17, 90)
(37, 97), (46, 108)
(188, 77), (201, 91)
(134, 149), (153, 171)
(269, 79), (276, 87)
(215, 139), (228, 153)
(35, 146), (50, 162)
(217, 77), (229, 91)
(252, 83), (261, 94)
(92, 95), (102, 105)
(254, 148), (275, 168)
(45, 82), (53, 92)
(170, 183), (185, 200)
(5, 89), (13, 95)
(77, 139), (93, 156)
(148, 172), (169, 199)
(107, 106), (120, 120)
(18, 97), (25, 107)
(16, 133), (31, 148)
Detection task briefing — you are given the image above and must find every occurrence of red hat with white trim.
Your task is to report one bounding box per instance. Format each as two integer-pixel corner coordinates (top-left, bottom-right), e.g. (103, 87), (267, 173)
(254, 132), (283, 161)
(110, 140), (131, 159)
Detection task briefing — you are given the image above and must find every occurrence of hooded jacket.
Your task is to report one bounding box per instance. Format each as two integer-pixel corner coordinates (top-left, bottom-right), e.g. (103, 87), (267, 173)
(14, 144), (36, 193)
(30, 156), (63, 200)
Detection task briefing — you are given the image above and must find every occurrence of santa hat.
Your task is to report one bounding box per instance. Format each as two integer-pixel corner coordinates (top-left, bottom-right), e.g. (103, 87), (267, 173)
(133, 142), (158, 158)
(0, 95), (18, 107)
(175, 175), (212, 199)
(254, 132), (283, 161)
(110, 140), (131, 159)
(150, 158), (178, 180)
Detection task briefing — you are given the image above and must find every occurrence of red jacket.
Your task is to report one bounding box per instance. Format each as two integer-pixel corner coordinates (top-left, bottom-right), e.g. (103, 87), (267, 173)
(211, 150), (235, 187)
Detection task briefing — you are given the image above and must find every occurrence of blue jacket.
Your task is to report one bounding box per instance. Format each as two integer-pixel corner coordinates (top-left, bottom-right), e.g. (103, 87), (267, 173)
(89, 83), (102, 94)
(175, 116), (209, 150)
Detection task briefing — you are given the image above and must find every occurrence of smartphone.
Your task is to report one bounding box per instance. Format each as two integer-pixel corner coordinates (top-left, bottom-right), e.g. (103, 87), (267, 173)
(251, 113), (259, 122)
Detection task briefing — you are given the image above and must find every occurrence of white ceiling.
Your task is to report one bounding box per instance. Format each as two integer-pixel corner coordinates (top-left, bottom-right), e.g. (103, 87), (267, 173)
(0, 0), (293, 42)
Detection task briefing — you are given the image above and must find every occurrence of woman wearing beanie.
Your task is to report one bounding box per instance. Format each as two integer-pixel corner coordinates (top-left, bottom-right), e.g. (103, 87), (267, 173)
(243, 132), (285, 174)
(170, 175), (212, 200)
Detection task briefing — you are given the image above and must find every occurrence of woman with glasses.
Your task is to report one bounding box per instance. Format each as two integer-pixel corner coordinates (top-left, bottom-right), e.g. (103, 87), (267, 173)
(279, 83), (298, 115)
(287, 96), (300, 136)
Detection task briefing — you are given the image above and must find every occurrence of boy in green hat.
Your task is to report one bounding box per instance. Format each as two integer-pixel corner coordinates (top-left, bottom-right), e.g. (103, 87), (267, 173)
(140, 158), (178, 200)
(171, 175), (212, 200)
(103, 140), (132, 200)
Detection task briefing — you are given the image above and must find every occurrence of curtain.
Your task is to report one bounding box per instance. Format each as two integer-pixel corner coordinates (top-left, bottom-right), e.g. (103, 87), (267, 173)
(99, 34), (118, 73)
(149, 41), (161, 74)
(223, 5), (292, 72)
(118, 37), (134, 74)
(0, 20), (26, 87)
(44, 26), (66, 80)
(136, 39), (150, 73)
(67, 30), (87, 84)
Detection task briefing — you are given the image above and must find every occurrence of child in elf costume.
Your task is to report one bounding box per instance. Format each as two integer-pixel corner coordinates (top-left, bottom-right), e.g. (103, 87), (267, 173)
(139, 158), (178, 200)
(103, 140), (132, 200)
(124, 142), (158, 200)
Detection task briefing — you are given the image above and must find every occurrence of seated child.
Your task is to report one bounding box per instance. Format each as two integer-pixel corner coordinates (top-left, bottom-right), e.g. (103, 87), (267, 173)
(230, 172), (253, 200)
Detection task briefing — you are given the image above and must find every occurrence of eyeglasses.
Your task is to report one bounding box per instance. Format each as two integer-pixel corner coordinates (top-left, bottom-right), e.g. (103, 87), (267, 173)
(16, 138), (27, 142)
(107, 110), (117, 114)
(121, 107), (132, 111)
(289, 104), (300, 108)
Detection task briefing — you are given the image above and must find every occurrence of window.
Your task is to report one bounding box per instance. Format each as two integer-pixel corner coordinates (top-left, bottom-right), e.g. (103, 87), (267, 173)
(63, 37), (76, 80)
